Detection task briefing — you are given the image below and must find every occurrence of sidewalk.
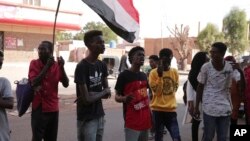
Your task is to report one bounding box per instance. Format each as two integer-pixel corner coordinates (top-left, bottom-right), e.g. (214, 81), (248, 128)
(3, 61), (189, 117)
(0, 61), (76, 91)
(1, 61), (188, 102)
(178, 70), (189, 75)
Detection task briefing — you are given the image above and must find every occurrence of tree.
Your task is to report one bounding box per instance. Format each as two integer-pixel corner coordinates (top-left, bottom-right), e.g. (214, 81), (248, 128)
(73, 21), (118, 43)
(197, 23), (224, 52)
(56, 32), (73, 40)
(167, 24), (193, 71)
(248, 21), (250, 49)
(223, 7), (248, 55)
(248, 21), (250, 41)
(73, 30), (84, 40)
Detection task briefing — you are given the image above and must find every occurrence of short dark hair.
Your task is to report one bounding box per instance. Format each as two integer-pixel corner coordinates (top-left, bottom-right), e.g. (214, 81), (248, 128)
(149, 55), (159, 61)
(0, 50), (3, 57)
(84, 30), (103, 47)
(128, 46), (144, 63)
(212, 42), (227, 56)
(224, 55), (236, 63)
(159, 48), (173, 59)
(41, 41), (53, 53)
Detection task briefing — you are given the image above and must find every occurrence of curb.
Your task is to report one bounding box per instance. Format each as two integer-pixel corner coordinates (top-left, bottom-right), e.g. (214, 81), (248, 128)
(178, 71), (189, 75)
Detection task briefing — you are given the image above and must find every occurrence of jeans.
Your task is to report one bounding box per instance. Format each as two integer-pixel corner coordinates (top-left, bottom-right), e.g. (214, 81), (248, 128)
(77, 116), (105, 141)
(124, 128), (148, 141)
(203, 113), (230, 141)
(153, 111), (181, 141)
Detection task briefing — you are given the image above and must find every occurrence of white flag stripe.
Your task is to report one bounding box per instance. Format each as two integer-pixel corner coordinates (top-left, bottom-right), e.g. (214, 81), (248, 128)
(82, 0), (140, 42)
(103, 0), (139, 31)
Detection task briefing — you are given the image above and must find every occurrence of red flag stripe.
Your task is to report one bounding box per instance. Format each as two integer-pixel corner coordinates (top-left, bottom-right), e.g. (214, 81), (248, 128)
(82, 0), (140, 42)
(117, 0), (139, 23)
(103, 0), (139, 32)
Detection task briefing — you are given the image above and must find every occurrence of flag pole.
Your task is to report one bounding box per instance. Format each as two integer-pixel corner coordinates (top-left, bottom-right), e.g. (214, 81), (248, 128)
(53, 0), (61, 57)
(161, 17), (163, 49)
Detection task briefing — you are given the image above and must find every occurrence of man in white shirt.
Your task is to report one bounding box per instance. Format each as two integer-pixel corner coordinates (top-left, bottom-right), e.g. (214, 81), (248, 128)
(171, 56), (178, 70)
(194, 42), (233, 141)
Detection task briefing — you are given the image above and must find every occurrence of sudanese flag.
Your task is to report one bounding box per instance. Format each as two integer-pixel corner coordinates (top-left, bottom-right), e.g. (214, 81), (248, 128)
(82, 0), (140, 43)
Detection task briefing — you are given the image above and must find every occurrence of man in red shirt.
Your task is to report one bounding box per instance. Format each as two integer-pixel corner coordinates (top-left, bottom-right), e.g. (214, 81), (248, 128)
(115, 46), (152, 141)
(28, 41), (69, 141)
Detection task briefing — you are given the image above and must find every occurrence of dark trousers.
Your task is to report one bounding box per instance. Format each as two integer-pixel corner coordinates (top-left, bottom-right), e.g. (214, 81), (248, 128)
(191, 118), (201, 141)
(31, 106), (59, 141)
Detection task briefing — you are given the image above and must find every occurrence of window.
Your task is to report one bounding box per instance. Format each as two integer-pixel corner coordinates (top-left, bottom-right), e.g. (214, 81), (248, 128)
(23, 0), (41, 6)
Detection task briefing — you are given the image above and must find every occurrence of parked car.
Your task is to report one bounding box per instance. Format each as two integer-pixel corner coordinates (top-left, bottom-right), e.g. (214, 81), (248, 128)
(102, 55), (120, 78)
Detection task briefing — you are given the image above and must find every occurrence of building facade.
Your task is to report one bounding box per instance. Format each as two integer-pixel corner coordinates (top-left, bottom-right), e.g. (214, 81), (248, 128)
(0, 0), (82, 61)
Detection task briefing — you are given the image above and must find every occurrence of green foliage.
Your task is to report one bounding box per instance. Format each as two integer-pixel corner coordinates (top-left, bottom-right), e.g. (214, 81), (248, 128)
(73, 31), (84, 40)
(223, 7), (248, 55)
(249, 21), (250, 41)
(197, 23), (224, 52)
(73, 21), (117, 43)
(56, 32), (73, 40)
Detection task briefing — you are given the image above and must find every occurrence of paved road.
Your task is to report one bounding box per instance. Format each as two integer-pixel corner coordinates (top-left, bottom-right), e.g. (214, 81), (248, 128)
(2, 61), (195, 141)
(8, 61), (246, 141)
(4, 61), (197, 141)
(8, 99), (196, 141)
(3, 61), (246, 141)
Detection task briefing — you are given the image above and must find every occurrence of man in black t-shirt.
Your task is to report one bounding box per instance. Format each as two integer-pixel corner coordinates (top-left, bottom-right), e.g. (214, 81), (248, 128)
(74, 30), (111, 141)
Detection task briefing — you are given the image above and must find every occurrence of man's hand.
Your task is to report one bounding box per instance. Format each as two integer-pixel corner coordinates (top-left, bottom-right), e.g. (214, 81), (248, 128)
(102, 93), (111, 99)
(57, 56), (65, 67)
(193, 107), (200, 120)
(102, 87), (111, 99)
(157, 60), (163, 77)
(47, 56), (55, 67)
(231, 62), (240, 70)
(0, 97), (14, 109)
(123, 95), (134, 103)
(157, 65), (163, 77)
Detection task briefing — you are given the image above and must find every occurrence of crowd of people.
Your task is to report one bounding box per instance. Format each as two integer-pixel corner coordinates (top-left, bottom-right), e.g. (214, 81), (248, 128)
(1, 29), (250, 141)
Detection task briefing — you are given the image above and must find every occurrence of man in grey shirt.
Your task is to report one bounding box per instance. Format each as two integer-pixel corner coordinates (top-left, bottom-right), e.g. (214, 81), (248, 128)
(0, 51), (14, 141)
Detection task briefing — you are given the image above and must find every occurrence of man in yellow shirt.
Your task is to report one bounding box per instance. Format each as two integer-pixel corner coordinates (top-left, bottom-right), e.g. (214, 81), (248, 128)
(149, 48), (181, 141)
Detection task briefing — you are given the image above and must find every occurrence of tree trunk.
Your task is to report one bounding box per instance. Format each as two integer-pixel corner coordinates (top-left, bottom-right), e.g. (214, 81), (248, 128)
(180, 58), (187, 71)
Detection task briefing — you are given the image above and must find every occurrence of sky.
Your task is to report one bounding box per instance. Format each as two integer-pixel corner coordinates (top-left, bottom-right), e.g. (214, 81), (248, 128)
(72, 0), (250, 38)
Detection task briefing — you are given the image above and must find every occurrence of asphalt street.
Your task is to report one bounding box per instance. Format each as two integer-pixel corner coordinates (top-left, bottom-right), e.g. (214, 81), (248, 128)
(4, 61), (244, 141)
(2, 61), (197, 141)
(8, 96), (195, 141)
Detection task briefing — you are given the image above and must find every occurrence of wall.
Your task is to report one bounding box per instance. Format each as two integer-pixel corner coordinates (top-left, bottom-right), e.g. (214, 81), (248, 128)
(4, 50), (36, 62)
(144, 38), (194, 64)
(4, 31), (52, 62)
(4, 31), (52, 51)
